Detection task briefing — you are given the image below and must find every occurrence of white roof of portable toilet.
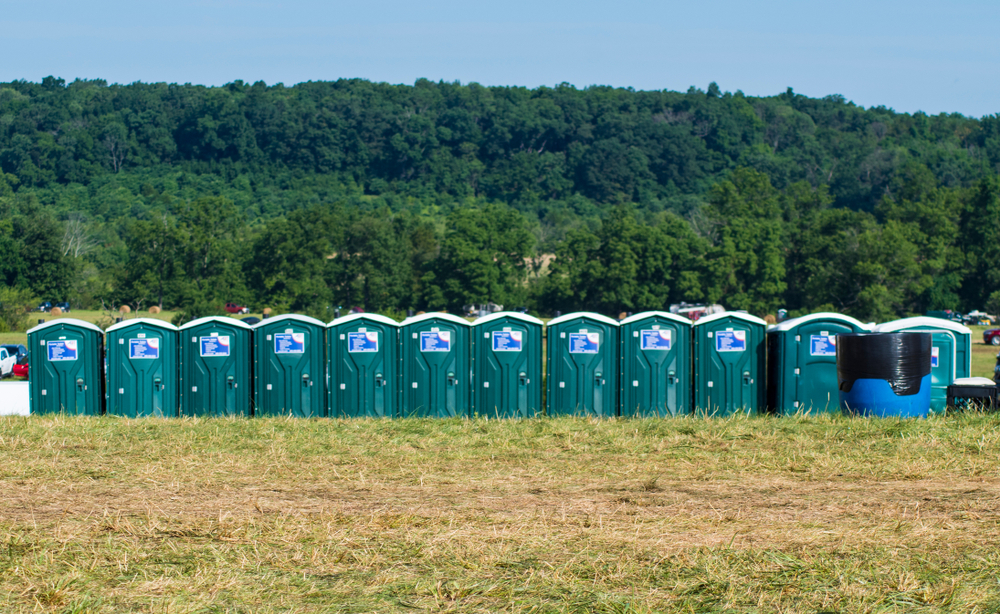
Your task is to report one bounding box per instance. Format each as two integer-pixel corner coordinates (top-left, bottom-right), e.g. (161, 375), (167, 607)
(251, 313), (326, 328)
(770, 312), (872, 333)
(105, 317), (179, 333)
(179, 316), (254, 331)
(692, 311), (768, 327)
(619, 311), (691, 326)
(26, 318), (104, 336)
(473, 311), (544, 327)
(874, 317), (971, 335)
(399, 312), (471, 327)
(327, 313), (400, 327)
(547, 312), (620, 327)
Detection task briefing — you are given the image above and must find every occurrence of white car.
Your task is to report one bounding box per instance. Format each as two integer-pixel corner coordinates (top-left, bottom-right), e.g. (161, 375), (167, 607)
(0, 347), (14, 378)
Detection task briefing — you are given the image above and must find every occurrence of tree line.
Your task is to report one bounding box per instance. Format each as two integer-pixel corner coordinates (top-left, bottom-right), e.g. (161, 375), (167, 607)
(0, 77), (998, 326)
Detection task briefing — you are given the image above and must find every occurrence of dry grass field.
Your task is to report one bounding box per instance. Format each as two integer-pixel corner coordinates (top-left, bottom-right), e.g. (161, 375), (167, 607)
(2, 414), (1000, 613)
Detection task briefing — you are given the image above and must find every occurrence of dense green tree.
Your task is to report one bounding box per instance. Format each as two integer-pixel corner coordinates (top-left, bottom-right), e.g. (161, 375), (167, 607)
(245, 205), (346, 314)
(427, 203), (535, 311)
(543, 204), (709, 314)
(703, 168), (786, 314)
(117, 214), (181, 308)
(336, 211), (414, 312)
(959, 176), (1000, 310)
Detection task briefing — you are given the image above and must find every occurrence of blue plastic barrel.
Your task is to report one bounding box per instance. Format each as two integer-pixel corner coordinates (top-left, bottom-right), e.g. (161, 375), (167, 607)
(837, 333), (932, 418)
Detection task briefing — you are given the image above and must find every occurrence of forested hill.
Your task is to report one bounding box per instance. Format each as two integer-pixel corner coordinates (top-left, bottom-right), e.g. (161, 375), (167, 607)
(1, 77), (999, 326)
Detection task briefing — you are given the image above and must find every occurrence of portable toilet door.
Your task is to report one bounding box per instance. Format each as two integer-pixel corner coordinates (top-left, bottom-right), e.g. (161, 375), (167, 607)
(179, 317), (252, 417)
(693, 312), (766, 416)
(400, 313), (471, 418)
(472, 312), (543, 418)
(328, 313), (399, 418)
(873, 317), (972, 412)
(27, 319), (105, 415)
(105, 318), (179, 418)
(766, 313), (870, 415)
(253, 314), (327, 417)
(545, 312), (619, 417)
(619, 311), (692, 417)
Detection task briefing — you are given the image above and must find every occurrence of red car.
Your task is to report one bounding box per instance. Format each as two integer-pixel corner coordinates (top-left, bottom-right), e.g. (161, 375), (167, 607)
(12, 355), (28, 379)
(225, 302), (250, 315)
(984, 329), (1000, 345)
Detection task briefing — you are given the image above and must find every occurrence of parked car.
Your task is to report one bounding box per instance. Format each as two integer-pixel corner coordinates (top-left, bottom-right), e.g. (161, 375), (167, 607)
(225, 302), (250, 315)
(36, 301), (52, 312)
(0, 344), (28, 362)
(55, 301), (70, 312)
(0, 346), (15, 378)
(984, 329), (1000, 346)
(12, 354), (28, 379)
(964, 310), (995, 326)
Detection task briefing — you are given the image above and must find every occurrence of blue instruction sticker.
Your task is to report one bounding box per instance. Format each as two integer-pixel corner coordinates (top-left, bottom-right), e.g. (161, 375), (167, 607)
(640, 329), (672, 351)
(931, 346), (939, 368)
(715, 330), (746, 352)
(809, 335), (837, 357)
(200, 335), (231, 357)
(348, 331), (379, 353)
(569, 332), (600, 354)
(47, 340), (78, 361)
(274, 332), (305, 354)
(492, 330), (522, 352)
(420, 330), (451, 352)
(129, 338), (159, 359)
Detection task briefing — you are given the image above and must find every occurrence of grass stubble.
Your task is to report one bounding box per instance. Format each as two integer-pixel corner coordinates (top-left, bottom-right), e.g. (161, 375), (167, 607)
(0, 414), (998, 613)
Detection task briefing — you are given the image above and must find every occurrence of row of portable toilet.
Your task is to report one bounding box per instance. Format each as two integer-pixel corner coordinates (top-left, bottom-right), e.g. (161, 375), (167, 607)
(24, 310), (973, 418)
(25, 312), (535, 418)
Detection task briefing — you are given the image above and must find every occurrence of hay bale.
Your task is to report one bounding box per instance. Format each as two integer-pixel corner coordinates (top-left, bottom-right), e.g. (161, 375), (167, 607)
(149, 306), (161, 314)
(764, 314), (777, 325)
(262, 307), (272, 315)
(50, 307), (62, 316)
(119, 305), (131, 314)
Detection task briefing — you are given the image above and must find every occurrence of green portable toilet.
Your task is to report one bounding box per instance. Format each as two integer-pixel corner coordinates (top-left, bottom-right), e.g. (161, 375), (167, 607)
(400, 313), (471, 417)
(179, 316), (253, 417)
(328, 313), (399, 418)
(693, 312), (766, 416)
(766, 312), (871, 415)
(253, 314), (326, 417)
(873, 316), (972, 412)
(545, 312), (619, 417)
(27, 319), (105, 415)
(472, 312), (543, 418)
(105, 318), (179, 418)
(619, 311), (692, 417)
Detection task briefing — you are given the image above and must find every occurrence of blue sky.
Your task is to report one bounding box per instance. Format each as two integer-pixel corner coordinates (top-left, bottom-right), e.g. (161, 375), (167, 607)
(2, 0), (998, 116)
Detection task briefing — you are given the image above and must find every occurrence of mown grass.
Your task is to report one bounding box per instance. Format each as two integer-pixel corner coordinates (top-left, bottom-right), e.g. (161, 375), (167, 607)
(1, 414), (999, 612)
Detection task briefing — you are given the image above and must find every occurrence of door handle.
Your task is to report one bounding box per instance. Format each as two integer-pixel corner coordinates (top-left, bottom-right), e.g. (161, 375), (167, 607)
(595, 371), (603, 385)
(742, 371), (751, 385)
(668, 370), (677, 384)
(302, 374), (311, 387)
(76, 378), (84, 391)
(518, 371), (527, 386)
(447, 371), (457, 386)
(227, 375), (235, 389)
(375, 373), (385, 387)
(153, 378), (163, 391)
